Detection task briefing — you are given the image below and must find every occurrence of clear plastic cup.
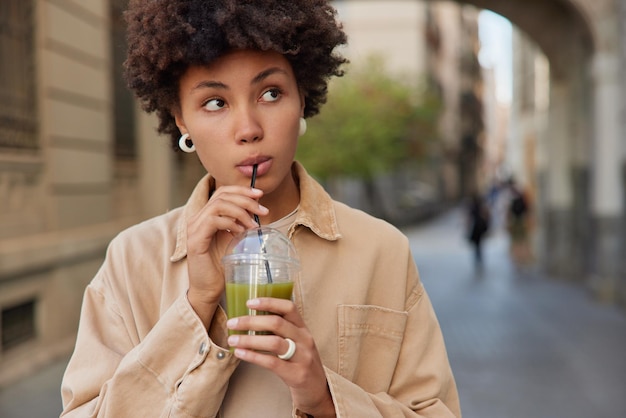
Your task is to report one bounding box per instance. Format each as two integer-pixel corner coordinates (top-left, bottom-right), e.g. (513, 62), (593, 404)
(222, 227), (300, 335)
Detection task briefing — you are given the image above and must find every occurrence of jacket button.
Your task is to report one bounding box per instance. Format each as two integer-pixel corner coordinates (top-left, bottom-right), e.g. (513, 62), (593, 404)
(199, 342), (207, 355)
(217, 351), (226, 360)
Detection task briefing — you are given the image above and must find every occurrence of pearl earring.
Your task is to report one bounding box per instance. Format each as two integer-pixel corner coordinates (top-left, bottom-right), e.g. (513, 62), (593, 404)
(298, 118), (307, 137)
(178, 133), (196, 153)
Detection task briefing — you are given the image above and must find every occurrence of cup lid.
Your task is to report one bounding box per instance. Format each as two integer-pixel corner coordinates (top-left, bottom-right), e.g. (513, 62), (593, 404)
(221, 227), (300, 267)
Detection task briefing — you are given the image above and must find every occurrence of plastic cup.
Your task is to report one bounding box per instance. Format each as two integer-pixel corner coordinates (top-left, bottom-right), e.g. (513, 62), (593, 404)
(222, 227), (300, 336)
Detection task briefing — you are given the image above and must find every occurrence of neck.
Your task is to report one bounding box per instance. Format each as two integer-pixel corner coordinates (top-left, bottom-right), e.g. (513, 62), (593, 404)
(258, 168), (300, 225)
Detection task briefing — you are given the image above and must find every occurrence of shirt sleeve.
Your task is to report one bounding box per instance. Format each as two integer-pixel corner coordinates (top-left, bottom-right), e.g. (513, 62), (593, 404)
(61, 279), (239, 418)
(322, 257), (461, 418)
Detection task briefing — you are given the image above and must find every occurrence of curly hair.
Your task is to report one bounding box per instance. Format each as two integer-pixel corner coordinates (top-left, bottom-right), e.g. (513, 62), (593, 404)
(123, 0), (348, 148)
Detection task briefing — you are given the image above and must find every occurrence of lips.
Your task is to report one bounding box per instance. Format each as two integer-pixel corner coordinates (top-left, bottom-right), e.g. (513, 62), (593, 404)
(237, 156), (272, 178)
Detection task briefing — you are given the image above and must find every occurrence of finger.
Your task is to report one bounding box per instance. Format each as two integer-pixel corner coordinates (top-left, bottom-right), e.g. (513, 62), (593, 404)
(227, 333), (289, 357)
(230, 346), (287, 369)
(210, 186), (264, 209)
(208, 197), (267, 227)
(228, 313), (295, 337)
(199, 215), (247, 236)
(212, 185), (264, 198)
(211, 185), (268, 211)
(247, 298), (304, 327)
(228, 337), (299, 372)
(191, 199), (260, 233)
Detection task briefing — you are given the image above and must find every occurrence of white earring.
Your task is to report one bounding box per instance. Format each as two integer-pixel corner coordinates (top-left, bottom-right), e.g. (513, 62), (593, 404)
(178, 133), (196, 153)
(298, 118), (307, 137)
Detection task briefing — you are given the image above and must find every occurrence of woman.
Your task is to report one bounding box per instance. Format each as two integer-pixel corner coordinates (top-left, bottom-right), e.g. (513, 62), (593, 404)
(61, 1), (460, 416)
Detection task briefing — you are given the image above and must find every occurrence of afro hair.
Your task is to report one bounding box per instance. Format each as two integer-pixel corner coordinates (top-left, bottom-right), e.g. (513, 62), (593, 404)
(123, 0), (348, 148)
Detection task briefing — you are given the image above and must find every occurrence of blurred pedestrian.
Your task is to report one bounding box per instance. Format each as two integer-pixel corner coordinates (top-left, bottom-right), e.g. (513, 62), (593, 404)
(506, 178), (532, 265)
(466, 192), (491, 268)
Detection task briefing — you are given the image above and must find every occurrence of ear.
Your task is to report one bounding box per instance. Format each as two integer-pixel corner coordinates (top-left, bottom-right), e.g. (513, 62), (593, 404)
(299, 90), (306, 117)
(173, 110), (187, 135)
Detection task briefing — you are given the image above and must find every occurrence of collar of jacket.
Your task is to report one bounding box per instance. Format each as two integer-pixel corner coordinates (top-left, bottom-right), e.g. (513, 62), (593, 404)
(170, 161), (341, 262)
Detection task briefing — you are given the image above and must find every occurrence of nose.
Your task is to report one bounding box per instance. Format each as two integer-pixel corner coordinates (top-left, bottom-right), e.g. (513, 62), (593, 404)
(235, 107), (263, 144)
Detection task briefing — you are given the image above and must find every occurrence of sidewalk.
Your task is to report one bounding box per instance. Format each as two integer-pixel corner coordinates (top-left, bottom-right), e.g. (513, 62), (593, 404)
(404, 208), (626, 418)
(1, 208), (625, 417)
(0, 353), (68, 418)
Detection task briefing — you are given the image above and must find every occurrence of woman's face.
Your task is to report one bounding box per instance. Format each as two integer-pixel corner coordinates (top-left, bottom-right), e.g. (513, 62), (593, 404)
(175, 49), (304, 196)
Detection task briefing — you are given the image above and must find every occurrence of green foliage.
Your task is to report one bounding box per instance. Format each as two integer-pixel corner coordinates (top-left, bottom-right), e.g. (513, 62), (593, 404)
(296, 56), (442, 181)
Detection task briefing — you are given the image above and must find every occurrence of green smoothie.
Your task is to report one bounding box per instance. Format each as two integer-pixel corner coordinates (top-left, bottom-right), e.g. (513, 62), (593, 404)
(225, 281), (294, 335)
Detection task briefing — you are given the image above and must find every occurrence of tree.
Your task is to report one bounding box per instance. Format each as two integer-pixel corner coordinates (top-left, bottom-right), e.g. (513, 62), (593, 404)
(297, 56), (442, 182)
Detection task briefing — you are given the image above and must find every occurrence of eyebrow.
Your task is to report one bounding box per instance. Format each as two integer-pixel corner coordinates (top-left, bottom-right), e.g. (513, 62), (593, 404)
(191, 67), (288, 92)
(251, 67), (288, 85)
(192, 80), (227, 91)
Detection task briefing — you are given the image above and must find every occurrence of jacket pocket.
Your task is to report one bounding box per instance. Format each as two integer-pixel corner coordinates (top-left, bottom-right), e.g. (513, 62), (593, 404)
(337, 305), (408, 393)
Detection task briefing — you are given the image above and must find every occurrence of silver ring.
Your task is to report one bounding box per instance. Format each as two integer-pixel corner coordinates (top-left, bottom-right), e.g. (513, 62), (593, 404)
(277, 337), (296, 360)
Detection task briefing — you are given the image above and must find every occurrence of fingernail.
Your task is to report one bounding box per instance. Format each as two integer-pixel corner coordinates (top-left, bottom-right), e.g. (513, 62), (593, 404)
(258, 204), (269, 214)
(247, 298), (260, 307)
(228, 335), (239, 346)
(227, 318), (238, 328)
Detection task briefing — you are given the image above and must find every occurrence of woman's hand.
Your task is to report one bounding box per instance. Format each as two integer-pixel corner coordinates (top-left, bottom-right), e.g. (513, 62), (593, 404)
(186, 186), (268, 328)
(226, 298), (336, 417)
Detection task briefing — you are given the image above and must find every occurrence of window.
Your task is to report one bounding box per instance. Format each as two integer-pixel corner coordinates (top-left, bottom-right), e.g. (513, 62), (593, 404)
(0, 0), (38, 149)
(1, 299), (37, 351)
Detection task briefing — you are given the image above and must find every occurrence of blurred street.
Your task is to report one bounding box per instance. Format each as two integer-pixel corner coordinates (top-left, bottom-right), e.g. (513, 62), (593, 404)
(1, 208), (625, 418)
(407, 208), (626, 418)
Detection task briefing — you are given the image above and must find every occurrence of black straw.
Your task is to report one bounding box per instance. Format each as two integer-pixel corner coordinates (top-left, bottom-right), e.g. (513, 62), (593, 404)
(251, 164), (261, 226)
(251, 164), (273, 283)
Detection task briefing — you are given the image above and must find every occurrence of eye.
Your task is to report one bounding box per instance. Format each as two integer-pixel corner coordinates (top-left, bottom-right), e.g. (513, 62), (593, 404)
(203, 98), (226, 111)
(261, 88), (281, 102)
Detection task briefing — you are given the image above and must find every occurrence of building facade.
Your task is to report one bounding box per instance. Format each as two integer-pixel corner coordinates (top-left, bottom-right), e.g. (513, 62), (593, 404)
(0, 0), (201, 386)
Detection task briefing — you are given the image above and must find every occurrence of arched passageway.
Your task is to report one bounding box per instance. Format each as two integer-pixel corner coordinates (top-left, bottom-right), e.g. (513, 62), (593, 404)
(440, 0), (623, 302)
(342, 0), (624, 303)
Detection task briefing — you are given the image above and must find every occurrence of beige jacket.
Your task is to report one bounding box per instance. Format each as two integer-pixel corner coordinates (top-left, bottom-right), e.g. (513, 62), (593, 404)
(61, 162), (460, 417)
